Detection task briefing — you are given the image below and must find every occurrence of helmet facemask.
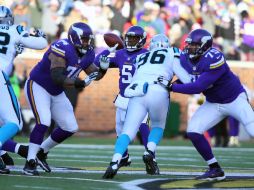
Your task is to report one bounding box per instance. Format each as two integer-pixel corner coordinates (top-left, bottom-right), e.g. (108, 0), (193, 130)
(125, 34), (144, 52)
(0, 6), (14, 26)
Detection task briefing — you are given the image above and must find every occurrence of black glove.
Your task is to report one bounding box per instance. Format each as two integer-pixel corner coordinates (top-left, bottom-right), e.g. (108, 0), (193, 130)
(157, 76), (172, 91)
(34, 29), (46, 38)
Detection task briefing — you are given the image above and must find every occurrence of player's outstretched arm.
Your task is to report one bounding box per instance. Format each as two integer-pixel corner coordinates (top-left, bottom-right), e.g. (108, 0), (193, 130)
(172, 58), (192, 84)
(19, 28), (48, 50)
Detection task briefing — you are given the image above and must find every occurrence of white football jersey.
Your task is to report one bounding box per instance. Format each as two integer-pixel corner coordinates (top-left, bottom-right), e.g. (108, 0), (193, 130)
(132, 47), (191, 84)
(0, 24), (48, 75)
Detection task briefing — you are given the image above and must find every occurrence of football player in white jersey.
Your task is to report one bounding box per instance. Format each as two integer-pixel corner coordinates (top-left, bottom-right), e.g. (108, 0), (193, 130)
(103, 34), (191, 179)
(0, 6), (48, 174)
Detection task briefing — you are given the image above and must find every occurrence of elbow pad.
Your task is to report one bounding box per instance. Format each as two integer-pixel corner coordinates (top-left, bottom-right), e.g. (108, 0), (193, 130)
(50, 67), (67, 86)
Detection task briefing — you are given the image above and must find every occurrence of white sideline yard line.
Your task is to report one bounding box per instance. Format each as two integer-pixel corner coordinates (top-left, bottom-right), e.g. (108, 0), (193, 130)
(7, 166), (254, 177)
(14, 185), (62, 190)
(54, 144), (254, 152)
(121, 178), (167, 190)
(19, 143), (254, 152)
(4, 173), (121, 184)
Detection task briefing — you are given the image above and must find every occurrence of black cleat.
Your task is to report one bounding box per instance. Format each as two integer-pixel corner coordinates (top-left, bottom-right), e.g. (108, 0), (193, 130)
(102, 162), (119, 179)
(36, 149), (51, 173)
(143, 150), (160, 175)
(0, 157), (10, 174)
(23, 159), (39, 176)
(1, 152), (14, 165)
(196, 167), (226, 181)
(119, 154), (131, 168)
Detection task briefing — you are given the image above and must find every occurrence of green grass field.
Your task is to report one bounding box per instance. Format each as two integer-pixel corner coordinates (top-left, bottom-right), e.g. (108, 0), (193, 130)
(1, 136), (254, 190)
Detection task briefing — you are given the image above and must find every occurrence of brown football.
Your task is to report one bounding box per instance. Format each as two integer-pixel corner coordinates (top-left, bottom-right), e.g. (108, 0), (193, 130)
(103, 33), (124, 50)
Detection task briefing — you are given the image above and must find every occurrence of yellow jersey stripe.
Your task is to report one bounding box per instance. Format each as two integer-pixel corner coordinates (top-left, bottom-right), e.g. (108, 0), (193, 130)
(29, 80), (41, 124)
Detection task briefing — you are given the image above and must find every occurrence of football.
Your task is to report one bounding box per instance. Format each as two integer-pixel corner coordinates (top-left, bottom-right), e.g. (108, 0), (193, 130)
(103, 33), (124, 50)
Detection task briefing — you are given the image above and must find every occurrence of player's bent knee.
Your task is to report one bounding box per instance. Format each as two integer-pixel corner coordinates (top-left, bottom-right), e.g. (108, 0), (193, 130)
(122, 132), (135, 142)
(245, 122), (254, 137)
(61, 123), (79, 133)
(186, 126), (203, 134)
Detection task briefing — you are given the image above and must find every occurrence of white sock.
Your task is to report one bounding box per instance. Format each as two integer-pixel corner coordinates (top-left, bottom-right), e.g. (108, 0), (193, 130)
(207, 157), (217, 165)
(14, 143), (20, 154)
(147, 142), (156, 153)
(40, 136), (58, 153)
(112, 153), (122, 164)
(0, 150), (6, 156)
(27, 143), (40, 161)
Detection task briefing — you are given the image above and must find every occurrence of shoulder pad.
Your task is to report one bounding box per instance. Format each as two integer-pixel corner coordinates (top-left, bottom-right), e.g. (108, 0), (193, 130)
(204, 49), (225, 70)
(209, 55), (225, 70)
(16, 25), (25, 35)
(50, 40), (68, 57)
(173, 47), (180, 58)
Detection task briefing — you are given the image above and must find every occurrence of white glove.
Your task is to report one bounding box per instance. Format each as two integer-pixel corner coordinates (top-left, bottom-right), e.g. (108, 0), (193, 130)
(84, 72), (99, 86)
(34, 29), (46, 38)
(157, 76), (171, 90)
(99, 55), (110, 70)
(108, 43), (119, 53)
(15, 43), (24, 54)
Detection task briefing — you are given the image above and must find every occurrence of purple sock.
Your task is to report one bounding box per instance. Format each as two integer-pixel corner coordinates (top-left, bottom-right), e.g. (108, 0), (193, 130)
(2, 139), (17, 153)
(51, 127), (74, 143)
(30, 124), (48, 145)
(207, 127), (215, 138)
(187, 132), (215, 161)
(139, 123), (149, 148)
(228, 117), (239, 136)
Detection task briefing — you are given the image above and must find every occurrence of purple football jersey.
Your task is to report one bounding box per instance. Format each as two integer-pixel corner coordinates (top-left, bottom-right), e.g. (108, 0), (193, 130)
(175, 47), (245, 103)
(95, 48), (148, 96)
(30, 39), (95, 95)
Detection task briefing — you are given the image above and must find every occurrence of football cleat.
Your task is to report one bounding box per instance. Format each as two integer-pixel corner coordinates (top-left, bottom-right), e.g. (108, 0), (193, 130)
(143, 150), (160, 175)
(1, 152), (14, 165)
(0, 157), (10, 174)
(119, 154), (131, 168)
(23, 159), (39, 176)
(36, 149), (51, 173)
(196, 167), (226, 181)
(102, 162), (119, 179)
(228, 136), (240, 147)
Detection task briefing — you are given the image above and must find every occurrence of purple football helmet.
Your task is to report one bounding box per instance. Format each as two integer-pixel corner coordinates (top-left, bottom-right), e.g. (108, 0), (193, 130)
(68, 22), (94, 54)
(124, 26), (147, 52)
(184, 29), (213, 60)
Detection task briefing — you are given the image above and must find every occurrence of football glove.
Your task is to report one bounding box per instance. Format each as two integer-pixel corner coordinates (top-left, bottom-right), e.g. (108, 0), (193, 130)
(84, 71), (99, 86)
(157, 76), (172, 91)
(15, 43), (24, 54)
(34, 29), (46, 38)
(99, 55), (110, 70)
(108, 43), (118, 53)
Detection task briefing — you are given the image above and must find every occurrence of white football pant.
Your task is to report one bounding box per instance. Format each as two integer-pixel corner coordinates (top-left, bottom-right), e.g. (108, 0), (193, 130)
(24, 80), (78, 133)
(187, 92), (254, 137)
(122, 84), (169, 141)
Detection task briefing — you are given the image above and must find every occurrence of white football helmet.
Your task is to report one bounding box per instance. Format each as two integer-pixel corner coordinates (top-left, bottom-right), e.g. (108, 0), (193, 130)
(149, 34), (170, 50)
(0, 6), (14, 26)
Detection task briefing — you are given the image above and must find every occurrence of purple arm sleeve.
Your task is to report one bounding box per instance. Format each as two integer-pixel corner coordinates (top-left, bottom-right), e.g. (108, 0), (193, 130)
(171, 67), (226, 94)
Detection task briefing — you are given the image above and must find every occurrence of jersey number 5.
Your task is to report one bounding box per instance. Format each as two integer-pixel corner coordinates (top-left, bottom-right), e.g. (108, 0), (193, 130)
(0, 32), (10, 54)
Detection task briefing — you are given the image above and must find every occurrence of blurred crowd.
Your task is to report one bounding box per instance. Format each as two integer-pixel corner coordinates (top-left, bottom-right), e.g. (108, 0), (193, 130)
(4, 0), (254, 61)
